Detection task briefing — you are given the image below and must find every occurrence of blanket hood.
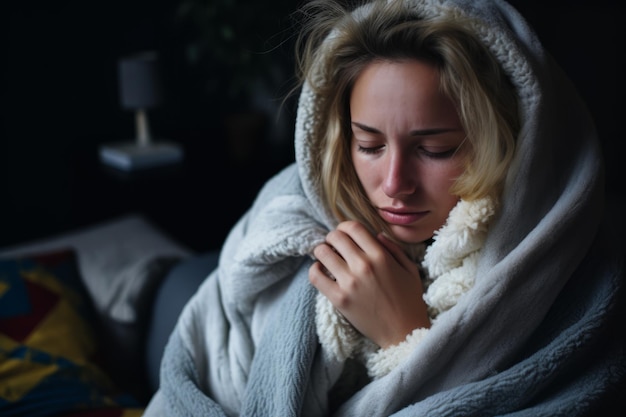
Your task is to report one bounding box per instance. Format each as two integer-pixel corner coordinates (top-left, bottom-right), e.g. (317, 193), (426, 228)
(295, 0), (603, 230)
(293, 0), (605, 403)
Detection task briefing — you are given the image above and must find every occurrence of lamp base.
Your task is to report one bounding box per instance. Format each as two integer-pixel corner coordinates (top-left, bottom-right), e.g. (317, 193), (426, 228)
(100, 141), (184, 171)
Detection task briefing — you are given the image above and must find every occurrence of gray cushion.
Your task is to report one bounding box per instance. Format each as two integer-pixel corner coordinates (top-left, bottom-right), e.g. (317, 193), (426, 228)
(0, 213), (194, 324)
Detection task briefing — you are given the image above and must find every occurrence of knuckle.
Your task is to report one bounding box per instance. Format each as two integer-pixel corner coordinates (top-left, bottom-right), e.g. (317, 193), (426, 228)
(326, 228), (349, 246)
(308, 262), (323, 283)
(339, 271), (360, 293)
(313, 243), (333, 259)
(353, 257), (376, 277)
(334, 291), (351, 309)
(370, 249), (387, 266)
(326, 229), (341, 243)
(339, 220), (363, 234)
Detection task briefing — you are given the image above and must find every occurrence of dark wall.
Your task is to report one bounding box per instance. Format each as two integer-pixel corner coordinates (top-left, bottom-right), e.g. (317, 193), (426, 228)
(3, 0), (187, 246)
(508, 0), (623, 199)
(3, 0), (300, 251)
(2, 0), (622, 251)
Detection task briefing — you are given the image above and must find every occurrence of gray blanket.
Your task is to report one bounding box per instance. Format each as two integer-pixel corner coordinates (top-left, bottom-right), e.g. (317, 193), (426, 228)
(157, 209), (624, 416)
(144, 0), (625, 415)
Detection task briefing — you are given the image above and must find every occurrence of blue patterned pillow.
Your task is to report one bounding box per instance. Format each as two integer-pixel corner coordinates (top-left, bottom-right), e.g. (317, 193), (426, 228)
(0, 249), (144, 417)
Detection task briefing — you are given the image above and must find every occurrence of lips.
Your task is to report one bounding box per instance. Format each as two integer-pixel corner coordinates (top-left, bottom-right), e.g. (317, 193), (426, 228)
(378, 207), (427, 225)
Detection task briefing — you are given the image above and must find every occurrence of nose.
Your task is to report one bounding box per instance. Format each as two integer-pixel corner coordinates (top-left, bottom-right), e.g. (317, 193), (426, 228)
(382, 151), (417, 198)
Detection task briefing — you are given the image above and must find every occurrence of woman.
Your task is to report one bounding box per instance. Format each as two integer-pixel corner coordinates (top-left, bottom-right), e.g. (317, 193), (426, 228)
(144, 0), (624, 415)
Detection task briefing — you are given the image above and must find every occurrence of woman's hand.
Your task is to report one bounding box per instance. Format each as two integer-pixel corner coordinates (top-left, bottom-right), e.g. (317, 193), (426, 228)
(309, 221), (430, 349)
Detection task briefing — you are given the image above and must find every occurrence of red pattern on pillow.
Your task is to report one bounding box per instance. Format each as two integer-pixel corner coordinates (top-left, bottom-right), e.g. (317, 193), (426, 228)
(0, 249), (144, 416)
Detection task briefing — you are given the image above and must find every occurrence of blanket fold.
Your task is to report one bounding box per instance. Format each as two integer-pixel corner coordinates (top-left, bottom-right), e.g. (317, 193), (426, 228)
(154, 215), (625, 416)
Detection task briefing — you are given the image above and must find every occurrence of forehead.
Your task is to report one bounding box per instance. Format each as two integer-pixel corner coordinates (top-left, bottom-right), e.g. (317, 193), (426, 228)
(350, 59), (460, 129)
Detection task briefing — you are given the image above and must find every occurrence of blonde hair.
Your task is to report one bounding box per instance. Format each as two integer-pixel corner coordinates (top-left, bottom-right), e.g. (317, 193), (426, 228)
(294, 0), (519, 238)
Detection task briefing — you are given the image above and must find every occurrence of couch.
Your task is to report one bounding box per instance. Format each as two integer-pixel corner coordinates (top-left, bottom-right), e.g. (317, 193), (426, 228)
(0, 213), (219, 415)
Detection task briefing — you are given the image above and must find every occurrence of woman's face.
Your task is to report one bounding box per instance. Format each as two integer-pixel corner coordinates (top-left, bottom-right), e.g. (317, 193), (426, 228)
(350, 59), (467, 244)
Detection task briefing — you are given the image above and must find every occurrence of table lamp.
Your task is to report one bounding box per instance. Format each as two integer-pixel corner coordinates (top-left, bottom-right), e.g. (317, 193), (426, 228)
(100, 51), (183, 171)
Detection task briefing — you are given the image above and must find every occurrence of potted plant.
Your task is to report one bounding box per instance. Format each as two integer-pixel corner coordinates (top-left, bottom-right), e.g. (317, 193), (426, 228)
(173, 0), (299, 163)
(176, 0), (297, 107)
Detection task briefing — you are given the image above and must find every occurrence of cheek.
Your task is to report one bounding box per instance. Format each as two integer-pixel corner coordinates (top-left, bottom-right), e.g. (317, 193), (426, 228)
(422, 162), (464, 200)
(433, 164), (464, 187)
(351, 154), (380, 196)
(353, 163), (371, 196)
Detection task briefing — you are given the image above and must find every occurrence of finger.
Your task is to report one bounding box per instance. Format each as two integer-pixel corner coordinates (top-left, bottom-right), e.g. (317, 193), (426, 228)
(309, 261), (337, 294)
(377, 233), (415, 271)
(313, 242), (348, 278)
(332, 221), (381, 256)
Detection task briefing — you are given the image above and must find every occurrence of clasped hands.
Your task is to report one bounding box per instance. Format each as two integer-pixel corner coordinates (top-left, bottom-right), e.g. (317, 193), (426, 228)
(309, 221), (430, 349)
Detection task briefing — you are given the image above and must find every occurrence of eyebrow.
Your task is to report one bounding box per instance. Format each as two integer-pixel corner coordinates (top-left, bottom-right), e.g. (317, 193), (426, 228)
(351, 122), (461, 136)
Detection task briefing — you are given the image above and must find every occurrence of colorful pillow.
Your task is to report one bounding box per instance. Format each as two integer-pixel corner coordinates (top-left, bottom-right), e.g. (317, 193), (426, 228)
(0, 249), (144, 417)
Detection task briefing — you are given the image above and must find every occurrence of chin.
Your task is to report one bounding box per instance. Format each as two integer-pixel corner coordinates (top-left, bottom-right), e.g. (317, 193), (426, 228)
(389, 225), (432, 245)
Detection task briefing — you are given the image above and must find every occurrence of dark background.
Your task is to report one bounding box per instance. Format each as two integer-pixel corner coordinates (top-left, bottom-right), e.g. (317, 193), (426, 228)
(3, 0), (623, 253)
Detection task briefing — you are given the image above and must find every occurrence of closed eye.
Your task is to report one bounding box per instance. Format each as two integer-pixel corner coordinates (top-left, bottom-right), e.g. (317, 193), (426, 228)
(419, 147), (459, 159)
(357, 144), (385, 155)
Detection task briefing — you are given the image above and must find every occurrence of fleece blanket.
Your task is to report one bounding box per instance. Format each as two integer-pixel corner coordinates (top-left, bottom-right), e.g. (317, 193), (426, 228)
(144, 0), (625, 415)
(150, 169), (624, 416)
